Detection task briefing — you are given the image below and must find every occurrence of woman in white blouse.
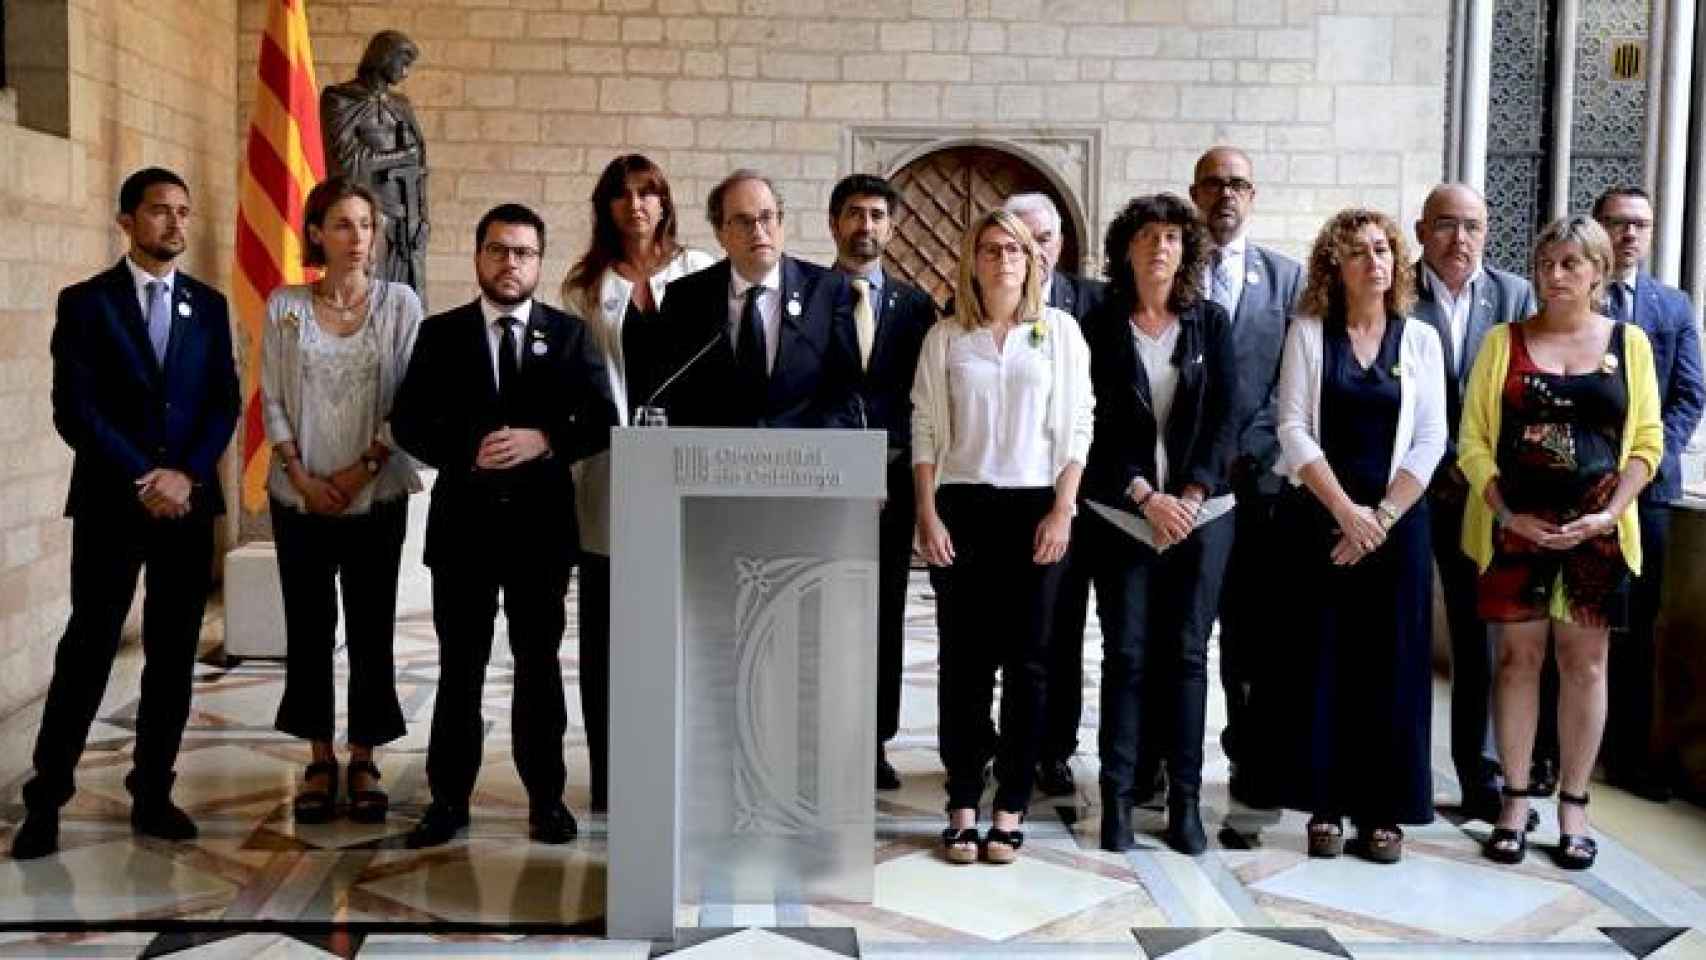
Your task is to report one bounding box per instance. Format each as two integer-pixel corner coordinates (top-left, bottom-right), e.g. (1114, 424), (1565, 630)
(262, 177), (422, 825)
(1269, 208), (1446, 863)
(912, 208), (1093, 864)
(561, 154), (712, 812)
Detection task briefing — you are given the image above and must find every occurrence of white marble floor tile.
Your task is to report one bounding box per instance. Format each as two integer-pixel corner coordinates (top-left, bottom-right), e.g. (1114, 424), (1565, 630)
(0, 840), (236, 922)
(164, 934), (341, 959)
(1160, 929), (1344, 959)
(664, 928), (850, 958)
(872, 848), (1139, 940)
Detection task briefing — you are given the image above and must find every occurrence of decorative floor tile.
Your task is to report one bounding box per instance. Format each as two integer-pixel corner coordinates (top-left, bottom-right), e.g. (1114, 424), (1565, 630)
(1134, 928), (1349, 959)
(655, 927), (858, 957)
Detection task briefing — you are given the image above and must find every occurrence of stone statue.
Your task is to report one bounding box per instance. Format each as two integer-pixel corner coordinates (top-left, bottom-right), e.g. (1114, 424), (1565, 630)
(321, 31), (430, 301)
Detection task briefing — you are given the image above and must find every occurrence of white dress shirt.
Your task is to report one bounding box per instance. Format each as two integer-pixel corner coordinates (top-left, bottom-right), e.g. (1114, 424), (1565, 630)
(727, 264), (782, 374)
(1133, 320), (1181, 491)
(480, 296), (534, 384)
(938, 325), (1057, 488)
(1423, 262), (1483, 375)
(1204, 233), (1248, 314)
(125, 255), (177, 315)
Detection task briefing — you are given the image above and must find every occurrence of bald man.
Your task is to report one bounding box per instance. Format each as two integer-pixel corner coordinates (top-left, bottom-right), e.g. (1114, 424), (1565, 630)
(1187, 146), (1302, 807)
(1412, 183), (1537, 822)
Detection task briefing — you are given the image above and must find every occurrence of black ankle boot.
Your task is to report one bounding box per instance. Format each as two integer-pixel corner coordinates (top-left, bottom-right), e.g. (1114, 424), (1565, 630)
(1100, 784), (1135, 852)
(1166, 799), (1206, 855)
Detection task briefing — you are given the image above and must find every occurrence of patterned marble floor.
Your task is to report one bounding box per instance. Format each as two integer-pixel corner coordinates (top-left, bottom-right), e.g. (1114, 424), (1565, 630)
(0, 498), (1702, 958)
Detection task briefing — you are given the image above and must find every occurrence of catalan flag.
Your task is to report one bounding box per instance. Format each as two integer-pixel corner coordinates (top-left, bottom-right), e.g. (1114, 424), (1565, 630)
(235, 0), (325, 511)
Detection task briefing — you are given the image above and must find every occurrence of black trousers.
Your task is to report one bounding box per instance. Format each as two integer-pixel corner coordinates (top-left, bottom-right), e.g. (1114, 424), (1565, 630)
(878, 456), (916, 746)
(1217, 479), (1281, 768)
(931, 484), (1063, 813)
(1429, 489), (1501, 797)
(1040, 514), (1093, 764)
(425, 548), (571, 811)
(577, 551), (610, 808)
(1093, 511), (1234, 802)
(270, 497), (409, 747)
(1605, 501), (1671, 779)
(23, 512), (213, 810)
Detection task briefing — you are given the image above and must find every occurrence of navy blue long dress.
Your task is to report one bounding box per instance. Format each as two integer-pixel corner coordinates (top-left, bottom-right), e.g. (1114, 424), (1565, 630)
(1272, 315), (1435, 827)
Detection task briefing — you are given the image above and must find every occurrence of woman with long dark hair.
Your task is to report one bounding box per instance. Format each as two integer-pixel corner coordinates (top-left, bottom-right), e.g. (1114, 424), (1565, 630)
(562, 154), (712, 812)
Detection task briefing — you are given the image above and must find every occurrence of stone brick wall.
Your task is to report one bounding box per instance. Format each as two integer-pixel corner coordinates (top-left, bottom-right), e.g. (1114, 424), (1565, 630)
(0, 0), (238, 718)
(237, 0), (1450, 313)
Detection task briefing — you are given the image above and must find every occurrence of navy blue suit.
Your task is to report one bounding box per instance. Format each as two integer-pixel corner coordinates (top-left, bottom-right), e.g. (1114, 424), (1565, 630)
(391, 298), (615, 810)
(654, 256), (860, 428)
(851, 270), (937, 748)
(1610, 273), (1705, 783)
(24, 260), (239, 810)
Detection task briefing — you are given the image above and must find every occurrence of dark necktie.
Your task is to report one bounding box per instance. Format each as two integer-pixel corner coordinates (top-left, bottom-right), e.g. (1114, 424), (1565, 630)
(1607, 281), (1631, 323)
(738, 286), (769, 385)
(497, 315), (519, 417)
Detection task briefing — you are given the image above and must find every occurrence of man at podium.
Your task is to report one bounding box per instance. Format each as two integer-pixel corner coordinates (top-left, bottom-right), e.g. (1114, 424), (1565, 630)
(651, 170), (861, 428)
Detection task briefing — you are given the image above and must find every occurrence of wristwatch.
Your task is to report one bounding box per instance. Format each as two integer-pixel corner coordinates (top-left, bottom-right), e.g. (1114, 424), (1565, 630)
(1376, 499), (1401, 531)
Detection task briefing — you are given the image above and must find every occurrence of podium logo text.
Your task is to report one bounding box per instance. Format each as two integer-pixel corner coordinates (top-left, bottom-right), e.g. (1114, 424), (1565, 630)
(674, 444), (844, 489)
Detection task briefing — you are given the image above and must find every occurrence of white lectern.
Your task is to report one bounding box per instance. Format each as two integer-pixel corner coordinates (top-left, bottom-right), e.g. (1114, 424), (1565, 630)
(606, 428), (885, 941)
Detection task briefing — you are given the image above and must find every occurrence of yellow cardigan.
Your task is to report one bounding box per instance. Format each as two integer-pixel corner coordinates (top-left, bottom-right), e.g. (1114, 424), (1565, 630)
(1458, 322), (1665, 574)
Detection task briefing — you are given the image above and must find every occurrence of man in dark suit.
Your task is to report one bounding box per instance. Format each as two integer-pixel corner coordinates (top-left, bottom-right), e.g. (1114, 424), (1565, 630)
(998, 193), (1109, 798)
(828, 174), (937, 791)
(1188, 146), (1302, 806)
(652, 170), (859, 428)
(12, 168), (240, 859)
(1595, 186), (1706, 802)
(1413, 183), (1538, 822)
(391, 203), (616, 848)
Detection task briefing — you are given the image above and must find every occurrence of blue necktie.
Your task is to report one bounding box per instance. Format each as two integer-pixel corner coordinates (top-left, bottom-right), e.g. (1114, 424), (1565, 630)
(1607, 281), (1631, 323)
(1210, 249), (1236, 318)
(145, 280), (172, 366)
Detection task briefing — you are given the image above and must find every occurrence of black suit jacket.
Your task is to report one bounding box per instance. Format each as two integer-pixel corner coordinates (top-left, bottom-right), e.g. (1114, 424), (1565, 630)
(855, 270), (937, 451)
(1224, 244), (1303, 495)
(391, 299), (615, 574)
(50, 260), (240, 519)
(1047, 269), (1107, 323)
(655, 255), (860, 428)
(1082, 297), (1240, 508)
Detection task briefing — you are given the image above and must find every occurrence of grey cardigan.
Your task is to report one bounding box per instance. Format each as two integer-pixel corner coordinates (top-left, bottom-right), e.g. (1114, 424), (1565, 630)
(260, 280), (423, 510)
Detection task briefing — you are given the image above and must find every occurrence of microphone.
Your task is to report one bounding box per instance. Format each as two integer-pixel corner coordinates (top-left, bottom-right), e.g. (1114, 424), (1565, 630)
(641, 328), (725, 417)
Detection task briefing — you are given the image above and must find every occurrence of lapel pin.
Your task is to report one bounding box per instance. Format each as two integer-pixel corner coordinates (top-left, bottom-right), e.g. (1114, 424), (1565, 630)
(532, 340), (548, 356)
(787, 298), (802, 317)
(1246, 270), (1261, 285)
(177, 301), (191, 318)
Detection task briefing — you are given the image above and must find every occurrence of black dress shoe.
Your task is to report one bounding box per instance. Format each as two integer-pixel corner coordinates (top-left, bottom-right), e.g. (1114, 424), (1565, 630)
(10, 811), (59, 860)
(405, 803), (470, 849)
(1166, 800), (1207, 856)
(530, 803), (578, 844)
(876, 748), (901, 791)
(1036, 759), (1075, 798)
(1099, 784), (1134, 852)
(131, 800), (197, 842)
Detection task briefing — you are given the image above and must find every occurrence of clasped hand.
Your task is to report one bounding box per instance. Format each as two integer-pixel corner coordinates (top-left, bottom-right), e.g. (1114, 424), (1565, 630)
(1505, 510), (1614, 550)
(1331, 503), (1386, 566)
(1140, 492), (1198, 549)
(476, 427), (550, 470)
(135, 468), (192, 519)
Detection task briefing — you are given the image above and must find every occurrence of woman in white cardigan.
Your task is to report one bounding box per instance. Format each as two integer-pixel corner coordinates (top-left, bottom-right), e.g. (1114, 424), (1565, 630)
(562, 154), (713, 812)
(1268, 208), (1446, 864)
(912, 208), (1093, 864)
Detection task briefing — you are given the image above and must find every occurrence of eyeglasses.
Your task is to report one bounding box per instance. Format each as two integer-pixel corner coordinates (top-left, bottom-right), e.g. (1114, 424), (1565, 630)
(1196, 176), (1254, 196)
(1427, 216), (1486, 237)
(977, 241), (1027, 261)
(482, 242), (541, 264)
(724, 210), (781, 235)
(1601, 216), (1652, 232)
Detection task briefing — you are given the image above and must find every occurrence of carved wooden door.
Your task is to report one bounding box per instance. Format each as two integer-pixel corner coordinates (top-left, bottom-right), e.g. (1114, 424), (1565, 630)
(884, 146), (1082, 308)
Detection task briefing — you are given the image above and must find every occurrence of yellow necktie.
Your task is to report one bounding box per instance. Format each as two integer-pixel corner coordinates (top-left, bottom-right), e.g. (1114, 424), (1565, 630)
(852, 277), (875, 371)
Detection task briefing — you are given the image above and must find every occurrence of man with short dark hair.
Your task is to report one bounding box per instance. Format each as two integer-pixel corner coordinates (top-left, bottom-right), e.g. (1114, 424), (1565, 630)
(392, 203), (616, 848)
(12, 168), (240, 859)
(654, 170), (859, 428)
(1593, 186), (1705, 802)
(1188, 146), (1302, 807)
(1412, 183), (1538, 821)
(827, 173), (937, 790)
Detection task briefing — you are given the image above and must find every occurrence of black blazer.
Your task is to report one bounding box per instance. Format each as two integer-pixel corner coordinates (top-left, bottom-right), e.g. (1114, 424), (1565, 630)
(856, 270), (937, 451)
(50, 261), (240, 519)
(1082, 297), (1240, 509)
(1047, 269), (1107, 323)
(391, 299), (615, 573)
(654, 255), (860, 428)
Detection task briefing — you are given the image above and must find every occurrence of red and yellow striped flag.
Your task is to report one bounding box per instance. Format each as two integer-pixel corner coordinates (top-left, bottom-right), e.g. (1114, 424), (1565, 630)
(235, 0), (325, 511)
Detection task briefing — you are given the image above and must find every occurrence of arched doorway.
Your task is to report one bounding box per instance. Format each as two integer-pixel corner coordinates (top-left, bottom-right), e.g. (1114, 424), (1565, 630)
(883, 145), (1087, 308)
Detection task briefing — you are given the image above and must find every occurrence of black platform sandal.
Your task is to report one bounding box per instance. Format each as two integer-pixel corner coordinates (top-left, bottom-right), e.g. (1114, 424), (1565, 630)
(292, 760), (339, 825)
(1552, 791), (1598, 871)
(1353, 824), (1404, 864)
(1484, 784), (1532, 865)
(1306, 817), (1344, 858)
(346, 759), (389, 825)
(940, 826), (979, 864)
(983, 825), (1025, 864)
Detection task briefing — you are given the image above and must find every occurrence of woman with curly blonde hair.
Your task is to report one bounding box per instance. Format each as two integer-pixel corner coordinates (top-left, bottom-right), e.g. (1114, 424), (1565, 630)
(1268, 208), (1447, 863)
